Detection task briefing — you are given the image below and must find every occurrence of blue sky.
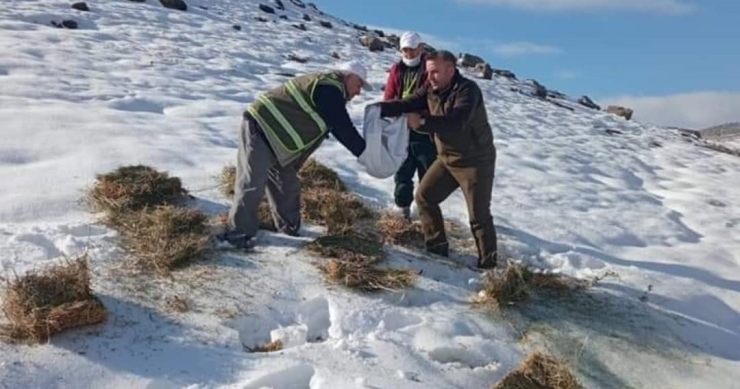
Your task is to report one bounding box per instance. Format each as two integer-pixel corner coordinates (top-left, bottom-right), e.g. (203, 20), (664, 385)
(314, 0), (739, 129)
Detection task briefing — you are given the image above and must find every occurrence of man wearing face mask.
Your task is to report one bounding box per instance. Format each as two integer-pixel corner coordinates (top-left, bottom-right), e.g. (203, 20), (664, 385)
(383, 32), (437, 220)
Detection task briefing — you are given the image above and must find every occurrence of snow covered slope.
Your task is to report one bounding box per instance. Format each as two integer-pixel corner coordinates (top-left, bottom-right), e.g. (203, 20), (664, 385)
(1, 1), (740, 388)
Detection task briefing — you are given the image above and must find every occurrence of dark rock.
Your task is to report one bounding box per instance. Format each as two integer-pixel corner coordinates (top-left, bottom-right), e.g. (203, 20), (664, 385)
(307, 2), (318, 10)
(287, 54), (308, 63)
(302, 13), (311, 21)
(360, 35), (384, 52)
(71, 2), (89, 11)
(319, 20), (332, 29)
(578, 95), (600, 110)
(352, 24), (367, 31)
(493, 69), (516, 79)
(53, 20), (78, 29)
(276, 72), (296, 77)
(547, 90), (566, 99)
(160, 0), (187, 11)
(475, 63), (493, 80)
(331, 51), (340, 59)
(606, 105), (634, 120)
(386, 34), (400, 50)
(254, 16), (268, 22)
(232, 24), (241, 31)
(292, 23), (306, 31)
(259, 4), (275, 14)
(605, 129), (623, 135)
(458, 53), (485, 68)
(279, 15), (288, 20)
(373, 29), (385, 37)
(523, 79), (547, 99)
(198, 5), (208, 10)
(290, 0), (306, 8)
(274, 0), (285, 10)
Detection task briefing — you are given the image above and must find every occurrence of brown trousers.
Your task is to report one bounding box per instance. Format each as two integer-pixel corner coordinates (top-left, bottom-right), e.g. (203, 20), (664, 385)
(415, 159), (497, 268)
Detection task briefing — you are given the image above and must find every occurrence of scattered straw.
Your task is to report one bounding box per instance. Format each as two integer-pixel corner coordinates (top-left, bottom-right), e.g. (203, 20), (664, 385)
(218, 164), (237, 198)
(309, 231), (416, 292)
(493, 351), (583, 389)
(1, 255), (106, 343)
(245, 340), (283, 353)
(115, 205), (211, 273)
(86, 165), (188, 226)
(319, 258), (417, 292)
(475, 264), (587, 310)
(376, 211), (425, 247)
(298, 158), (346, 192)
(306, 231), (384, 261)
(301, 188), (374, 234)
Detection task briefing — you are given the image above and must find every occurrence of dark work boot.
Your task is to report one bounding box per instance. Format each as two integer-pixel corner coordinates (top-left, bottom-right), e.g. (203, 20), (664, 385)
(426, 242), (449, 257)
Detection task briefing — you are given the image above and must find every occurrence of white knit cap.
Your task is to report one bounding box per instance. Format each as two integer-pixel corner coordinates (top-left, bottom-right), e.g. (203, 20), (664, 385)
(337, 60), (373, 91)
(400, 31), (422, 49)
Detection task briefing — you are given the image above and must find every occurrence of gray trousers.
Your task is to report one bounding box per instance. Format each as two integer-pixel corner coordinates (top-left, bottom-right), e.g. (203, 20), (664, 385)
(227, 117), (311, 238)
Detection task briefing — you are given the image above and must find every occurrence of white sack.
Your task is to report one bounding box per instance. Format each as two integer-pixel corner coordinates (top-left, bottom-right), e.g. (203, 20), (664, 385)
(357, 103), (409, 178)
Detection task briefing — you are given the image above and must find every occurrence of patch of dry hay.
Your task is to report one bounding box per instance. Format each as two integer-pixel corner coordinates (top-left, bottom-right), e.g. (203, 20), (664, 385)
(301, 188), (374, 234)
(319, 258), (417, 292)
(298, 158), (347, 192)
(0, 255), (106, 343)
(475, 263), (588, 310)
(244, 340), (283, 353)
(217, 159), (366, 233)
(218, 164), (237, 198)
(115, 205), (212, 273)
(86, 165), (189, 226)
(493, 351), (583, 389)
(309, 231), (417, 292)
(376, 211), (425, 247)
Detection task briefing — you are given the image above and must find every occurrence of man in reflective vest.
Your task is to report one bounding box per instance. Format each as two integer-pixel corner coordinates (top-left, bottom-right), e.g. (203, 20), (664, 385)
(224, 61), (372, 250)
(383, 32), (437, 221)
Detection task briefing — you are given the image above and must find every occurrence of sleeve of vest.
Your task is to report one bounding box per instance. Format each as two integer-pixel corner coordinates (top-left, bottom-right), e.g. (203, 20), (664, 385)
(313, 84), (366, 157)
(422, 82), (480, 134)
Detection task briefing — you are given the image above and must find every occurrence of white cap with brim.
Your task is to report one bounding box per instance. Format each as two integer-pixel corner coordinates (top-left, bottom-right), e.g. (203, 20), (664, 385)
(400, 31), (422, 50)
(337, 60), (373, 91)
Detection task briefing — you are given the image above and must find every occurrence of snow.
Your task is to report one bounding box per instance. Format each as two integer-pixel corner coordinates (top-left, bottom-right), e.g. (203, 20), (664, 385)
(2, 0), (740, 388)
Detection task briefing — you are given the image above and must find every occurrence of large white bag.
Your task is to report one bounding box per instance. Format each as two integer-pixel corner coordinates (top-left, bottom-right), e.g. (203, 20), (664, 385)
(357, 103), (410, 178)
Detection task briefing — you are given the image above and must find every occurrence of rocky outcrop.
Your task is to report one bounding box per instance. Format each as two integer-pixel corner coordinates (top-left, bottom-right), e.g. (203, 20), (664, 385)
(493, 69), (516, 80)
(319, 21), (332, 29)
(578, 96), (600, 110)
(458, 53), (485, 68)
(360, 34), (384, 52)
(606, 105), (633, 120)
(160, 0), (187, 11)
(259, 4), (275, 13)
(475, 63), (493, 80)
(386, 34), (400, 50)
(72, 2), (89, 11)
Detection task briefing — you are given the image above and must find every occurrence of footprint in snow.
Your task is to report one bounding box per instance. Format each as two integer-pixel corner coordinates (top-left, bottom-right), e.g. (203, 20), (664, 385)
(237, 296), (333, 351)
(240, 364), (316, 389)
(378, 311), (423, 331)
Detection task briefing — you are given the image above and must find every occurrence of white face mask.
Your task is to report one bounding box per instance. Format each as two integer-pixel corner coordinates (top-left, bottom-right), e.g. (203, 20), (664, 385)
(402, 56), (421, 67)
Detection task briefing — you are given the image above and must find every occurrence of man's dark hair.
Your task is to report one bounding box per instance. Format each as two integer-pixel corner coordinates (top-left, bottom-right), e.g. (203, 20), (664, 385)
(426, 50), (457, 65)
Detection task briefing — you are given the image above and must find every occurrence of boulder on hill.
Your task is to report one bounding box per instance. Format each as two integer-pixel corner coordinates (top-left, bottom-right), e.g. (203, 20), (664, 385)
(606, 105), (634, 120)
